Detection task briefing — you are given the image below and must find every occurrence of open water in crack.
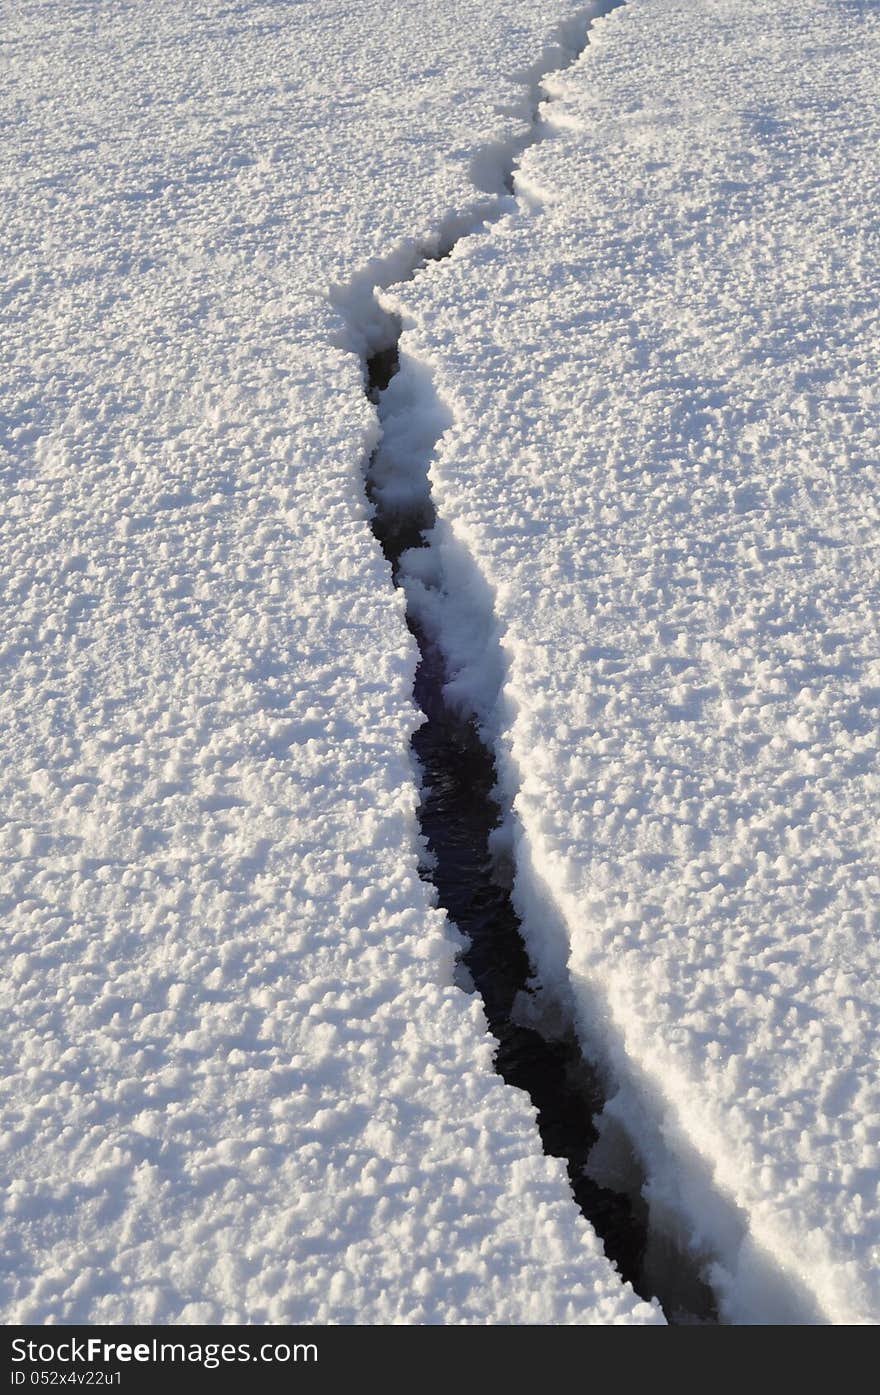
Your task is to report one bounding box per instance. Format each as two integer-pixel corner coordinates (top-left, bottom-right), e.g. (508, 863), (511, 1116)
(365, 345), (719, 1318)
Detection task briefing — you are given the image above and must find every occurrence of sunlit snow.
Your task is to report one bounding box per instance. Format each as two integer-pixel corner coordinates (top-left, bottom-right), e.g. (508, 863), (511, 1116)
(2, 0), (877, 1326)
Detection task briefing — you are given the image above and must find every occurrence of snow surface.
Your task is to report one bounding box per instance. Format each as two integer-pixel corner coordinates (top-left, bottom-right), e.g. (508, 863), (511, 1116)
(0, 1), (661, 1324)
(384, 0), (880, 1324)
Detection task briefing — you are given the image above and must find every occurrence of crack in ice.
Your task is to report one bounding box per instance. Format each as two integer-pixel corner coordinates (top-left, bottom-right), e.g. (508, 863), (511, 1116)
(331, 1), (723, 1324)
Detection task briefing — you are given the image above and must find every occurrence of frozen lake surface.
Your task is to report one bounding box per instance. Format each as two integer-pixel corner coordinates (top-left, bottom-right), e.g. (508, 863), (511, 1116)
(1, 0), (877, 1324)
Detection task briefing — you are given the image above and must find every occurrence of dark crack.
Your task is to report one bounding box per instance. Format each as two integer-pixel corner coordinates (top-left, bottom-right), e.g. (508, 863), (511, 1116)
(337, 1), (722, 1326)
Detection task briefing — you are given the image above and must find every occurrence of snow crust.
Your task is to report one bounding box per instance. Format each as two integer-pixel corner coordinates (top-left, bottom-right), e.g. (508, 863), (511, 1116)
(385, 0), (880, 1325)
(0, 1), (660, 1324)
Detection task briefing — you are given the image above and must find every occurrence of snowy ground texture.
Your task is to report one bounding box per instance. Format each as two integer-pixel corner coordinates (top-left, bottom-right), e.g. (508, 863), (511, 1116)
(2, 0), (877, 1327)
(387, 0), (880, 1325)
(0, 0), (660, 1324)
